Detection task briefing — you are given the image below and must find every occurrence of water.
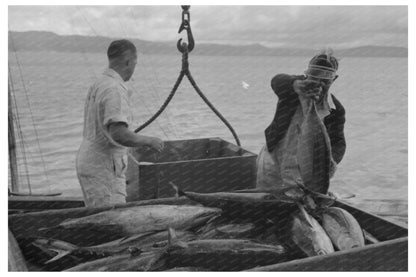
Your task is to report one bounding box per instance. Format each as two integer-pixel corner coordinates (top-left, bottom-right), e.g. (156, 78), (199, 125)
(8, 52), (408, 225)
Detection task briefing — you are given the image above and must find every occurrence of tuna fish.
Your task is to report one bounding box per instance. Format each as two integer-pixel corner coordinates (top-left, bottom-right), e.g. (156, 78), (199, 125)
(45, 205), (221, 237)
(170, 182), (297, 218)
(171, 182), (275, 203)
(297, 100), (332, 194)
(290, 204), (334, 256)
(233, 186), (306, 203)
(17, 237), (108, 271)
(29, 229), (196, 264)
(83, 229), (196, 253)
(153, 228), (288, 271)
(321, 207), (365, 250)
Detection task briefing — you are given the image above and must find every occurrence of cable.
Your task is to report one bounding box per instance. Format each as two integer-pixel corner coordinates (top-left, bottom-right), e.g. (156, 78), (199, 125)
(133, 6), (241, 146)
(9, 32), (53, 191)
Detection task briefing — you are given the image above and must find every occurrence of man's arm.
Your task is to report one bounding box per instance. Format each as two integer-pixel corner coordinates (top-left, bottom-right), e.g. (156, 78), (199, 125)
(272, 74), (322, 100)
(271, 74), (296, 98)
(108, 122), (164, 152)
(100, 88), (164, 152)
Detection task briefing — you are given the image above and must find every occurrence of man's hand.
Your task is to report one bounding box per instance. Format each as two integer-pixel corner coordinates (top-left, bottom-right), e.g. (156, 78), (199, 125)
(293, 79), (322, 100)
(148, 137), (164, 153)
(108, 122), (164, 151)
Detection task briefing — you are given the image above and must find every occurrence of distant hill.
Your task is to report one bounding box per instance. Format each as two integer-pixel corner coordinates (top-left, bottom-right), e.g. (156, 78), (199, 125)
(336, 45), (408, 57)
(8, 31), (408, 57)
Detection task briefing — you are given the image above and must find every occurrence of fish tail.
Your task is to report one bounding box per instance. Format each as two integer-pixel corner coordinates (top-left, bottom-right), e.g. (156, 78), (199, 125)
(38, 225), (60, 232)
(167, 227), (176, 245)
(169, 181), (186, 197)
(44, 249), (72, 264)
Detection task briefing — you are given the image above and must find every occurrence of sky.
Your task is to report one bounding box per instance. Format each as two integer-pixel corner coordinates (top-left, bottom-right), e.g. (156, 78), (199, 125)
(8, 5), (408, 49)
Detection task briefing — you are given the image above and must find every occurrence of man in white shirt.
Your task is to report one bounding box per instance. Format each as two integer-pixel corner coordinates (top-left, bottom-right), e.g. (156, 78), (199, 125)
(76, 39), (164, 207)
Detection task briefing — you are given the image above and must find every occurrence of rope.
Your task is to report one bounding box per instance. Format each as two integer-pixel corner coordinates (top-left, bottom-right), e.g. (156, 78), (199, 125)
(134, 44), (241, 146)
(8, 68), (32, 193)
(9, 31), (54, 192)
(126, 8), (180, 138)
(124, 10), (181, 139)
(185, 71), (241, 146)
(134, 71), (185, 133)
(134, 6), (241, 146)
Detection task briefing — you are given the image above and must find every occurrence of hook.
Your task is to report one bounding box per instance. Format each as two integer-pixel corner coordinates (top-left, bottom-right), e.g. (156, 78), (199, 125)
(177, 5), (194, 53)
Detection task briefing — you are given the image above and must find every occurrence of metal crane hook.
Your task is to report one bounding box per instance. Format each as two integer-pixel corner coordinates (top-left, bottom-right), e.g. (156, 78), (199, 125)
(177, 5), (194, 53)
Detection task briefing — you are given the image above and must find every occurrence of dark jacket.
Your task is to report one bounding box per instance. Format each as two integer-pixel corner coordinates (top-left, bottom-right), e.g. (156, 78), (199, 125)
(265, 74), (346, 164)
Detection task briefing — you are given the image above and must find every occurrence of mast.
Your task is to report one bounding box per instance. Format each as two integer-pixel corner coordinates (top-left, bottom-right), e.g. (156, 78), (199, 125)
(8, 81), (19, 193)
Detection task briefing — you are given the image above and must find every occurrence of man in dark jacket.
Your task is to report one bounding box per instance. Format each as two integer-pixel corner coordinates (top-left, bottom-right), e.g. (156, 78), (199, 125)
(257, 50), (346, 190)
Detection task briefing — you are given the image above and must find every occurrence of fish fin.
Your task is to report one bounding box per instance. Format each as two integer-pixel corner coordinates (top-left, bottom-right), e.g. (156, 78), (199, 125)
(167, 227), (178, 245)
(146, 228), (182, 271)
(296, 203), (314, 228)
(169, 181), (186, 198)
(38, 225), (62, 232)
(328, 191), (356, 200)
(44, 250), (72, 264)
(363, 229), (379, 244)
(31, 241), (57, 257)
(167, 227), (187, 248)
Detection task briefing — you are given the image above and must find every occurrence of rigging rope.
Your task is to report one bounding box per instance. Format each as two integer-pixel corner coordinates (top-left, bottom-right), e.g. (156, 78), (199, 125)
(8, 68), (32, 193)
(9, 31), (54, 192)
(134, 6), (241, 146)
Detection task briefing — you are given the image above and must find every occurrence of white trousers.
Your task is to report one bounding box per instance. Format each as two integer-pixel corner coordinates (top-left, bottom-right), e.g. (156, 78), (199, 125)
(76, 140), (127, 207)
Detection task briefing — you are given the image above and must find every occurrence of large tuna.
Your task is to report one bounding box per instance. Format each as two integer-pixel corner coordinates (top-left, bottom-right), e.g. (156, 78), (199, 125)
(170, 183), (297, 218)
(45, 205), (221, 237)
(290, 205), (334, 256)
(297, 100), (332, 194)
(321, 207), (365, 250)
(28, 229), (196, 264)
(153, 228), (288, 271)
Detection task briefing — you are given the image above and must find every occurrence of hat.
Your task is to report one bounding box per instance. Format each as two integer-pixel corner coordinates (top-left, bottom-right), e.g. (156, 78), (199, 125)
(305, 48), (339, 80)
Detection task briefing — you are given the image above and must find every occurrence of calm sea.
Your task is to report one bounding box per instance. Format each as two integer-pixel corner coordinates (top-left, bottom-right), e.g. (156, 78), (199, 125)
(8, 52), (408, 225)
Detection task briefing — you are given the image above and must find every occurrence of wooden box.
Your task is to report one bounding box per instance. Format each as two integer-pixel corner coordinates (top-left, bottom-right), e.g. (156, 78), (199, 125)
(126, 137), (257, 201)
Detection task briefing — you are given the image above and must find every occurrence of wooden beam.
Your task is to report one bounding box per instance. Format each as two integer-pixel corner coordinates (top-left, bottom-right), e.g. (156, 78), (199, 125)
(247, 237), (408, 271)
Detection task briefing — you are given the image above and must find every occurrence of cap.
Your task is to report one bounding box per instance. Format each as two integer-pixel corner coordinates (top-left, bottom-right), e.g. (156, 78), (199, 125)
(305, 48), (339, 80)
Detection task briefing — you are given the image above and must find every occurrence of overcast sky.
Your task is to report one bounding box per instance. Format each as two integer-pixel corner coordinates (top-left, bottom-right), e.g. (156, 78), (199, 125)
(8, 5), (408, 49)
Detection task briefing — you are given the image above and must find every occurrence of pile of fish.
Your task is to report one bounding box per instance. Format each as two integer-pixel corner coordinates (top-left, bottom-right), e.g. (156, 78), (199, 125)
(17, 188), (367, 271)
(16, 101), (368, 271)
